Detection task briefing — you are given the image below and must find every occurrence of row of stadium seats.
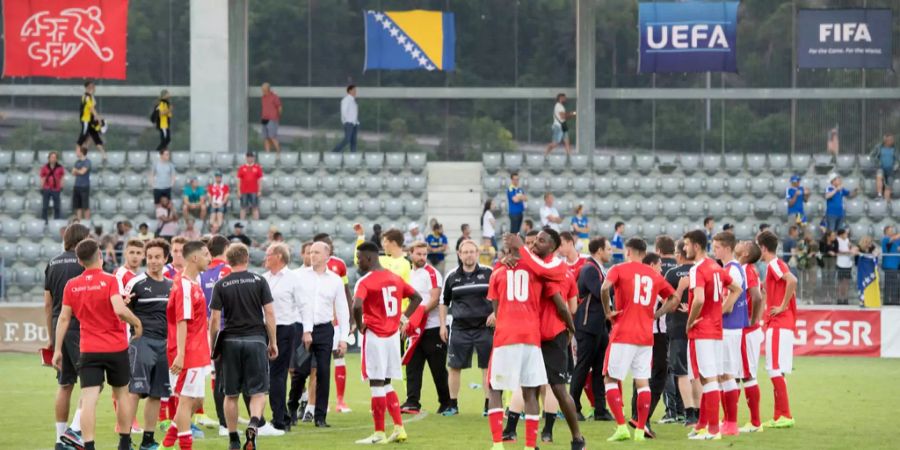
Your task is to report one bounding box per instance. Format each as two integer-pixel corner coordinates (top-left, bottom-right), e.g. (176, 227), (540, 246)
(483, 152), (877, 175)
(0, 150), (427, 174)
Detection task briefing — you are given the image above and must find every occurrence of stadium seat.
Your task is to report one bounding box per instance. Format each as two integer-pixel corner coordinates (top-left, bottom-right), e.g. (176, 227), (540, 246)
(298, 176), (318, 194)
(0, 173), (6, 190)
(594, 176), (614, 195)
(323, 153), (343, 172)
(248, 221), (271, 240)
(295, 221), (315, 239)
(746, 153), (766, 174)
(790, 154), (810, 172)
(640, 221), (661, 238)
(296, 198), (316, 217)
(614, 154), (634, 171)
(730, 199), (752, 218)
(661, 198), (682, 218)
(189, 152), (211, 170)
(842, 177), (859, 193)
(23, 219), (45, 240)
(276, 198), (295, 216)
(407, 153), (427, 173)
(634, 155), (654, 174)
(0, 150), (11, 167)
(385, 199), (403, 219)
(750, 176), (772, 196)
(321, 176), (341, 195)
(858, 155), (877, 174)
(121, 173), (144, 193)
(701, 154), (722, 174)
(9, 173), (30, 192)
(0, 242), (17, 262)
(733, 222), (754, 240)
(385, 152), (406, 172)
(594, 198), (615, 217)
(26, 192), (43, 215)
(364, 175), (384, 192)
(483, 153), (501, 173)
(260, 175), (276, 193)
(103, 172), (123, 190)
(60, 151), (78, 168)
(483, 175), (500, 196)
(727, 176), (749, 196)
(845, 199), (865, 218)
(362, 199), (381, 219)
(259, 198), (276, 217)
(527, 176), (547, 196)
(99, 196), (119, 214)
(249, 247), (265, 266)
(364, 152), (384, 172)
(547, 154), (567, 174)
(618, 198), (637, 217)
(665, 221), (685, 237)
(213, 152), (234, 169)
(593, 154), (611, 173)
(835, 154), (855, 174)
(15, 267), (39, 286)
(572, 176), (591, 195)
(679, 155), (700, 174)
(705, 177), (725, 196)
(276, 175), (295, 192)
(640, 198), (659, 218)
(684, 199), (705, 219)
(336, 222), (357, 240)
(525, 154), (546, 174)
(407, 176), (427, 195)
(406, 199), (425, 218)
(300, 152), (320, 171)
(385, 176), (405, 195)
(19, 242), (42, 264)
(272, 220), (294, 237)
(548, 177), (569, 194)
(813, 154), (834, 172)
(170, 151), (190, 169)
(104, 152), (126, 170)
(754, 198), (774, 216)
(119, 196), (140, 215)
(1, 219), (21, 238)
(279, 152), (299, 168)
(48, 219), (69, 236)
(3, 195), (24, 213)
(850, 221), (872, 239)
(256, 152), (277, 170)
(14, 150), (34, 170)
(708, 199), (728, 218)
(683, 177), (704, 196)
(659, 177), (680, 194)
(867, 200), (887, 220)
(142, 197), (156, 216)
(343, 152), (366, 172)
(767, 154), (788, 173)
(657, 154), (677, 171)
(317, 221), (336, 237)
(569, 154), (590, 173)
(772, 177), (789, 196)
(503, 153), (523, 172)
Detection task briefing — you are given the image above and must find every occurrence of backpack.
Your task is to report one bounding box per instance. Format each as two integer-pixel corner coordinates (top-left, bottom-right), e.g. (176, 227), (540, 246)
(149, 105), (159, 125)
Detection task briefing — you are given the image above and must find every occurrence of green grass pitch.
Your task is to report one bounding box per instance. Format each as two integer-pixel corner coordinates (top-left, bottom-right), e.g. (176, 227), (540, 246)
(2, 353), (897, 449)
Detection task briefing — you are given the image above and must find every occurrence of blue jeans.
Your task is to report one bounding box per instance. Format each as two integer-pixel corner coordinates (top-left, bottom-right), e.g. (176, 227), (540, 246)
(331, 123), (358, 152)
(41, 189), (61, 222)
(825, 214), (845, 232)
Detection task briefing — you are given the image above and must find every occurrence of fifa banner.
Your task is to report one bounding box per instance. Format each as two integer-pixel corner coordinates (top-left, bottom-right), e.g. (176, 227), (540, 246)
(364, 10), (456, 72)
(797, 9), (893, 69)
(638, 1), (738, 73)
(2, 0), (129, 79)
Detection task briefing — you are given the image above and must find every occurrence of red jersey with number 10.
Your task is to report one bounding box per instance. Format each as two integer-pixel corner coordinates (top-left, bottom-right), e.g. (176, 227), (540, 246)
(606, 262), (675, 346)
(487, 264), (544, 347)
(687, 257), (733, 340)
(355, 269), (417, 338)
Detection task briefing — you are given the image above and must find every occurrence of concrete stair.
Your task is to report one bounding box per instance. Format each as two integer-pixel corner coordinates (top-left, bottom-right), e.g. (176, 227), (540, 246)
(425, 162), (483, 272)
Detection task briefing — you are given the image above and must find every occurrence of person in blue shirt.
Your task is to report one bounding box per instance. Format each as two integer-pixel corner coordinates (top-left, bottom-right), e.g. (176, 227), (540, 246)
(506, 172), (527, 234)
(873, 133), (896, 201)
(570, 204), (590, 252)
(785, 175), (807, 225)
(425, 222), (449, 274)
(882, 225), (900, 305)
(610, 222), (625, 264)
(824, 173), (857, 232)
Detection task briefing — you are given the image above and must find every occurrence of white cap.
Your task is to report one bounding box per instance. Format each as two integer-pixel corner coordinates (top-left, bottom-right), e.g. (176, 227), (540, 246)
(408, 222), (419, 231)
(828, 173), (840, 183)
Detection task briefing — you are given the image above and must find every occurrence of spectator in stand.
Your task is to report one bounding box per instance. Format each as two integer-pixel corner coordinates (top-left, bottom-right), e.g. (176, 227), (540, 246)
(71, 146), (92, 221)
(404, 223), (424, 248)
(181, 177), (208, 222)
(456, 224), (472, 252)
(136, 223), (154, 243)
(228, 223), (252, 247)
(237, 152), (264, 221)
(40, 151), (65, 223)
(75, 80), (106, 159)
(873, 133), (896, 201)
(824, 173), (857, 232)
(540, 193), (562, 231)
(782, 225), (799, 265)
(261, 83), (283, 154)
(155, 196), (179, 241)
(818, 230), (838, 299)
(478, 237), (496, 267)
(181, 218), (201, 240)
(610, 221), (625, 264)
(481, 199), (496, 249)
(703, 217), (715, 252)
(545, 93), (575, 155)
(332, 85), (359, 153)
(150, 149), (176, 205)
(881, 226), (900, 305)
(571, 204), (590, 252)
(507, 172), (527, 234)
(154, 90), (173, 151)
(519, 219), (534, 240)
(785, 175), (808, 225)
(369, 224), (384, 251)
(425, 223), (449, 274)
(208, 171), (230, 234)
(836, 228), (854, 304)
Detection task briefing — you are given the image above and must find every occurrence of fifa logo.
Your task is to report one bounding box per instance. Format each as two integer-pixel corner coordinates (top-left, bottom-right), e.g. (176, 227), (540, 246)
(19, 6), (114, 68)
(818, 23), (872, 43)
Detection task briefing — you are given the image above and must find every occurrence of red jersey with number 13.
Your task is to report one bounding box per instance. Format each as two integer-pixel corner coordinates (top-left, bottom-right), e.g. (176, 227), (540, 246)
(355, 269), (417, 337)
(606, 262), (675, 346)
(687, 257), (733, 340)
(487, 264), (544, 347)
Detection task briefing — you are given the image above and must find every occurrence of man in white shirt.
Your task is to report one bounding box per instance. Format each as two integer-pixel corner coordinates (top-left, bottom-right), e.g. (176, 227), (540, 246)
(404, 222), (424, 248)
(400, 242), (451, 415)
(540, 192), (563, 231)
(262, 242), (304, 432)
(331, 85), (359, 153)
(545, 93), (575, 155)
(294, 242), (351, 427)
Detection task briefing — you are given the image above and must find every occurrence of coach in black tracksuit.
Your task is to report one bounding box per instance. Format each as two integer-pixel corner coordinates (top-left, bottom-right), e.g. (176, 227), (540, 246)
(570, 237), (613, 421)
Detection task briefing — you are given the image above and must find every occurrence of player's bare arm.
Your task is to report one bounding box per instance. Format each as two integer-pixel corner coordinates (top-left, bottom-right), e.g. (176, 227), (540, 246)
(721, 279), (742, 314)
(402, 292), (423, 321)
(599, 279), (618, 320)
(655, 293), (680, 319)
(353, 296), (365, 334)
(51, 305), (72, 369)
(772, 271), (798, 316)
(551, 292), (576, 335)
(687, 286), (705, 330)
(171, 320), (187, 375)
(264, 302), (278, 360)
(111, 293), (142, 339)
(748, 285), (764, 325)
(43, 290), (53, 347)
(209, 309), (221, 356)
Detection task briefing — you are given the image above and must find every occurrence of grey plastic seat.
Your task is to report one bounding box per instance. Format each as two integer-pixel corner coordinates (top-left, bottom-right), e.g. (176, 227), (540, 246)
(48, 219), (69, 237)
(339, 198), (359, 218)
(260, 175), (276, 193)
(768, 154), (788, 173)
(364, 152), (384, 172)
(120, 196), (140, 215)
(362, 199), (381, 219)
(248, 221), (271, 241)
(503, 153), (523, 172)
(548, 154), (567, 173)
(683, 177), (704, 196)
(665, 221), (685, 237)
(727, 177), (749, 196)
(0, 150), (12, 167)
(104, 152), (126, 170)
(527, 176), (547, 195)
(594, 176), (614, 195)
(321, 176), (341, 195)
(572, 176), (591, 195)
(385, 176), (405, 195)
(170, 151), (190, 168)
(845, 199), (865, 218)
(3, 195), (24, 213)
(406, 199), (425, 218)
(813, 154), (834, 171)
(61, 151), (79, 168)
(661, 198), (682, 218)
(258, 198), (276, 217)
(26, 192), (43, 215)
(336, 222), (357, 241)
(317, 221), (336, 237)
(296, 221), (315, 239)
(734, 223), (754, 240)
(323, 153), (343, 172)
(842, 177), (859, 193)
(483, 153), (501, 173)
(660, 177), (681, 194)
(273, 220), (294, 237)
(835, 155), (855, 173)
(104, 173), (123, 190)
(257, 152), (277, 170)
(279, 152), (299, 168)
(746, 154), (766, 174)
(730, 199), (752, 218)
(364, 175), (384, 192)
(791, 154), (811, 172)
(275, 175), (295, 192)
(301, 152), (321, 171)
(122, 173), (144, 193)
(593, 155), (612, 172)
(189, 152), (211, 170)
(708, 200), (728, 218)
(407, 176), (426, 195)
(635, 154), (655, 174)
(319, 198), (338, 219)
(614, 154), (634, 171)
(705, 177), (725, 196)
(750, 176), (772, 196)
(569, 154), (590, 173)
(548, 177), (569, 194)
(657, 154), (677, 170)
(754, 199), (774, 216)
(2, 219), (21, 238)
(23, 219), (46, 240)
(594, 221), (614, 237)
(641, 221), (661, 238)
(0, 173), (6, 190)
(15, 267), (39, 286)
(858, 155), (877, 174)
(342, 175), (362, 193)
(296, 198), (316, 218)
(14, 150), (34, 170)
(684, 199), (705, 218)
(298, 176), (318, 194)
(0, 242), (17, 262)
(385, 199), (403, 219)
(407, 153), (427, 173)
(724, 154), (744, 174)
(525, 154), (545, 174)
(679, 155), (700, 174)
(867, 200), (887, 220)
(276, 198), (295, 216)
(9, 173), (30, 191)
(640, 199), (659, 218)
(701, 154), (722, 174)
(213, 152), (234, 169)
(483, 175), (500, 196)
(385, 153), (406, 172)
(850, 221), (872, 239)
(98, 196), (118, 213)
(772, 177), (790, 197)
(594, 198), (615, 217)
(617, 198), (637, 217)
(19, 242), (43, 263)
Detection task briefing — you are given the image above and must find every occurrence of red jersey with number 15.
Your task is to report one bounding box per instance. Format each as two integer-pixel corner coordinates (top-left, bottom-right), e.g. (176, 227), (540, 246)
(355, 269), (417, 338)
(487, 264), (544, 347)
(606, 262), (675, 346)
(687, 257), (733, 340)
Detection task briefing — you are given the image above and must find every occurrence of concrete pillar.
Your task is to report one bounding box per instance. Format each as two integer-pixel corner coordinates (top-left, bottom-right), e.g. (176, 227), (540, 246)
(575, 0), (596, 154)
(190, 0), (248, 153)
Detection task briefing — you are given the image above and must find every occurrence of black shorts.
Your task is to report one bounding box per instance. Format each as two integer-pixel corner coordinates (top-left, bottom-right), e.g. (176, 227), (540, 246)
(668, 338), (688, 376)
(57, 328), (81, 386)
(79, 350), (130, 388)
(447, 326), (492, 369)
(72, 186), (90, 210)
(76, 122), (103, 146)
(220, 336), (270, 397)
(153, 188), (173, 204)
(837, 268), (852, 280)
(541, 331), (571, 385)
(128, 337), (171, 398)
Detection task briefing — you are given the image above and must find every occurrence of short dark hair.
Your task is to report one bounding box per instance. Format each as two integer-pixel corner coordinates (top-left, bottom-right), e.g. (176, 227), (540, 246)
(526, 229), (540, 237)
(588, 237), (608, 254)
(556, 93), (566, 101)
(273, 231), (283, 241)
(524, 219), (534, 229)
(683, 229), (708, 251)
(704, 217), (714, 227)
(655, 235), (675, 255)
(712, 232), (736, 250)
(358, 241), (380, 254)
(382, 228), (404, 247)
(460, 223), (470, 232)
(642, 252), (661, 266)
(207, 235), (229, 257)
(756, 230), (779, 253)
(510, 171), (519, 178)
(182, 240), (206, 258)
(559, 231), (575, 244)
(158, 148), (168, 156)
(125, 238), (145, 249)
(313, 233), (333, 245)
(615, 221), (625, 230)
(542, 227), (561, 251)
(744, 241), (762, 264)
(84, 80), (94, 88)
(675, 239), (687, 258)
(144, 238), (171, 258)
(347, 84), (356, 93)
(75, 239), (100, 263)
(63, 223), (90, 252)
(225, 243), (249, 266)
(625, 237), (647, 254)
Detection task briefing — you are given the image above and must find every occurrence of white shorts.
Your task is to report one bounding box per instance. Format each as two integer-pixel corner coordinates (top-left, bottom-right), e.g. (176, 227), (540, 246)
(765, 328), (794, 375)
(603, 342), (652, 381)
(688, 338), (723, 380)
(488, 344), (547, 391)
(741, 327), (764, 379)
(722, 329), (744, 377)
(362, 329), (402, 381)
(170, 365), (211, 399)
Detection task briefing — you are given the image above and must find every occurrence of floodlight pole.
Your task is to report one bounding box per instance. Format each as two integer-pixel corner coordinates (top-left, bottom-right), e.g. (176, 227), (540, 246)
(575, 0), (596, 155)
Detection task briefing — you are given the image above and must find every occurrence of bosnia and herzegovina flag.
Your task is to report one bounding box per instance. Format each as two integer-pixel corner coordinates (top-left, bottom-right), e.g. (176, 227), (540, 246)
(857, 254), (882, 308)
(364, 10), (455, 71)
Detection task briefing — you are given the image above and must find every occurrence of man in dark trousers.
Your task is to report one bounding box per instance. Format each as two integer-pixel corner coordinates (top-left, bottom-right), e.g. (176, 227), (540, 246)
(663, 240), (697, 427)
(570, 237), (615, 422)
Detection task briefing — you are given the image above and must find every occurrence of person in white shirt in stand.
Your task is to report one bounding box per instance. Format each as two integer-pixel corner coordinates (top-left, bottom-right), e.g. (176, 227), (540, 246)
(404, 223), (424, 248)
(835, 228), (854, 304)
(540, 193), (563, 231)
(262, 243), (304, 432)
(545, 93), (576, 155)
(331, 85), (359, 153)
(294, 242), (351, 428)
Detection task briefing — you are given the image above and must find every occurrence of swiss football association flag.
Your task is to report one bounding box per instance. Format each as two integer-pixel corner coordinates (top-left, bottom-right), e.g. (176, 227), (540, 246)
(2, 0), (128, 79)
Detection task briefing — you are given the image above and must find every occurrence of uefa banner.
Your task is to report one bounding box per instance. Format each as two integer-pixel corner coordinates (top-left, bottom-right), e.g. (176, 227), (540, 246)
(638, 1), (738, 73)
(797, 9), (893, 69)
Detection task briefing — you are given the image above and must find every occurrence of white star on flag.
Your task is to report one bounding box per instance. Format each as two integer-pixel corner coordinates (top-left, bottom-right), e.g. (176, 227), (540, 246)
(398, 35), (407, 44)
(389, 27), (399, 37)
(382, 20), (391, 29)
(411, 49), (421, 58)
(426, 64), (436, 71)
(404, 43), (414, 52)
(375, 13), (384, 21)
(418, 56), (428, 65)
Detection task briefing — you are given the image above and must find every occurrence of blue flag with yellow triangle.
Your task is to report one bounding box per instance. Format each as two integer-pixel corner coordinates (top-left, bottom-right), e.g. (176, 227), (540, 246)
(857, 253), (882, 308)
(364, 10), (455, 71)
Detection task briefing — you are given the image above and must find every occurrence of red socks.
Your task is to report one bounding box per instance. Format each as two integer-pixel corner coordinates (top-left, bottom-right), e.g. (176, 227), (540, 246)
(385, 387), (403, 426)
(744, 382), (761, 427)
(604, 383), (626, 425)
(771, 375), (792, 419)
(371, 387), (386, 432)
(177, 431), (192, 450)
(162, 425), (178, 447)
(524, 415), (540, 448)
(703, 383), (721, 435)
(335, 361), (347, 402)
(721, 379), (740, 424)
(159, 398), (169, 421)
(585, 375), (595, 407)
(168, 397), (179, 420)
(636, 387), (651, 430)
(696, 393), (708, 430)
(196, 405), (204, 415)
(488, 409), (504, 443)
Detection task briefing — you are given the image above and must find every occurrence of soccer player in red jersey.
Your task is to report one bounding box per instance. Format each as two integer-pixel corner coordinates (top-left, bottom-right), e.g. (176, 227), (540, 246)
(757, 230), (798, 429)
(53, 239), (143, 450)
(112, 238), (145, 434)
(681, 230), (742, 440)
(558, 231), (587, 281)
(160, 241), (212, 450)
(600, 239), (680, 442)
(352, 242), (423, 445)
(735, 240), (765, 433)
(164, 236), (187, 280)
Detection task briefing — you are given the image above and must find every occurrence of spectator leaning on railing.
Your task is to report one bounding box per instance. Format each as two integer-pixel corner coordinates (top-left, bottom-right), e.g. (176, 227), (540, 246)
(881, 226), (900, 305)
